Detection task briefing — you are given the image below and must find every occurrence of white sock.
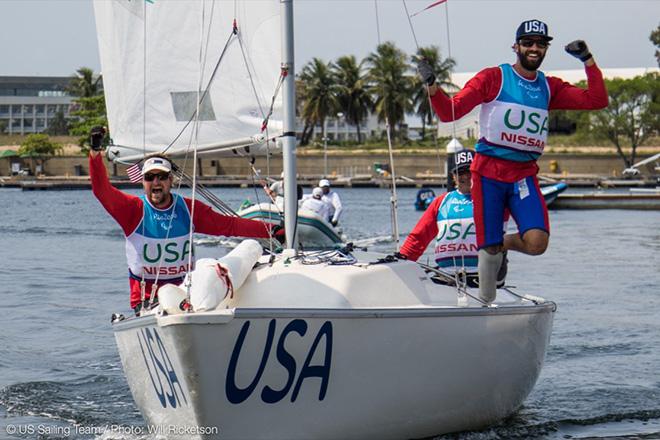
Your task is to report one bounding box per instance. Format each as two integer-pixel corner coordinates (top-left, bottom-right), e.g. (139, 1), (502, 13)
(478, 249), (503, 304)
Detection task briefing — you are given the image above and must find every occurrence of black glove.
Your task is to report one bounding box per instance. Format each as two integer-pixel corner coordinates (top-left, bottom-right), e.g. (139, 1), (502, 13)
(564, 40), (592, 62)
(416, 58), (436, 86)
(331, 219), (338, 227)
(271, 224), (285, 244)
(393, 251), (408, 260)
(90, 126), (106, 151)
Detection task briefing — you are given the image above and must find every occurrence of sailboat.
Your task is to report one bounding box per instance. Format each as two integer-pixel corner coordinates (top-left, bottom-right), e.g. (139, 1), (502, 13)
(237, 200), (345, 248)
(95, 1), (555, 438)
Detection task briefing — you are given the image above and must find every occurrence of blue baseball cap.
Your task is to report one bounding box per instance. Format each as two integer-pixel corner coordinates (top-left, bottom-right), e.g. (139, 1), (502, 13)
(449, 149), (474, 172)
(516, 19), (553, 42)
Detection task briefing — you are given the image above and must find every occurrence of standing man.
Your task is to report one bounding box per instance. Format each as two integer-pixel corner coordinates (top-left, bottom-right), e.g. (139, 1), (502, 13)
(399, 150), (506, 287)
(88, 127), (280, 314)
(318, 179), (343, 226)
(417, 19), (608, 302)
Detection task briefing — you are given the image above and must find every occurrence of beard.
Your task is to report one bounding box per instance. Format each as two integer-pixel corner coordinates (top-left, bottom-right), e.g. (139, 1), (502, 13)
(517, 50), (545, 71)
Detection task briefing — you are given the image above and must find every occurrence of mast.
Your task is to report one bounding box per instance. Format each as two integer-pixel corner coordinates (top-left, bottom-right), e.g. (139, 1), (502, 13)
(280, 0), (298, 250)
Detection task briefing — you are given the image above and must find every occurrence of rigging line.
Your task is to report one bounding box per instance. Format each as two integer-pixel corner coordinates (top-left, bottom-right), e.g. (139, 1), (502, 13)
(374, 0), (400, 251)
(443, 1), (458, 140)
(249, 162), (282, 213)
(139, 0), (148, 311)
(199, 0), (217, 92)
(236, 31), (267, 119)
(185, 0), (208, 296)
(247, 164), (281, 250)
(161, 26), (237, 155)
(175, 166), (236, 216)
(374, 0), (381, 45)
(401, 0), (443, 185)
(438, 1), (467, 278)
(235, 21), (288, 249)
(146, 0), (214, 309)
(401, 0), (467, 291)
(401, 0), (420, 49)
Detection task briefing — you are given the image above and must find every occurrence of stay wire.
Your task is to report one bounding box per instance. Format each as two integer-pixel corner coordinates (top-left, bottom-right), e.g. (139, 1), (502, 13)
(401, 0), (468, 293)
(139, 0), (148, 310)
(161, 26), (237, 155)
(235, 20), (287, 247)
(401, 0), (443, 180)
(374, 0), (400, 251)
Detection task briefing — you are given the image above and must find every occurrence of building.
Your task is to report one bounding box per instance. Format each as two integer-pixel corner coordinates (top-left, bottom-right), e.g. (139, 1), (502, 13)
(0, 76), (75, 135)
(437, 67), (660, 138)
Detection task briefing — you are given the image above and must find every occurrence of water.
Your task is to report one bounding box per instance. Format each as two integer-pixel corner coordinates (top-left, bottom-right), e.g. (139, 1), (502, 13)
(1, 187), (659, 439)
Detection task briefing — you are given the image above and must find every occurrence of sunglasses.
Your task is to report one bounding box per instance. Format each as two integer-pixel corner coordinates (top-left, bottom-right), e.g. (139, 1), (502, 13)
(143, 172), (170, 182)
(519, 39), (550, 49)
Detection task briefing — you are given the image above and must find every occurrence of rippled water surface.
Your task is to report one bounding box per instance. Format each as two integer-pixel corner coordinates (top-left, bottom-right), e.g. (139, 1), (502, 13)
(0, 187), (658, 439)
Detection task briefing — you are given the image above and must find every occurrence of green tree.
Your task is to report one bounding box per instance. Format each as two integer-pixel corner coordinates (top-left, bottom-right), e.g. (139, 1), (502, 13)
(296, 78), (315, 145)
(411, 46), (456, 140)
(0, 120), (7, 134)
(68, 67), (103, 98)
(299, 58), (340, 145)
(18, 134), (63, 176)
(18, 133), (62, 156)
(66, 67), (107, 152)
(586, 73), (659, 168)
(366, 42), (413, 141)
(45, 110), (69, 136)
(332, 55), (373, 143)
(69, 94), (108, 152)
(650, 24), (660, 66)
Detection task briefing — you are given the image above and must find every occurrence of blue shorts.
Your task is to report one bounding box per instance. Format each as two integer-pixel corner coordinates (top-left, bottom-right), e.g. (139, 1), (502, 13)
(472, 174), (549, 248)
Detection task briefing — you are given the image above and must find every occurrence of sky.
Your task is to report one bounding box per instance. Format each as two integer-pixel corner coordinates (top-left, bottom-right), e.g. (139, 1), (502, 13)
(0, 0), (658, 77)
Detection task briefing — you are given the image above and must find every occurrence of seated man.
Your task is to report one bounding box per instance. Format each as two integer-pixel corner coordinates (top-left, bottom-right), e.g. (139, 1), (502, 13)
(301, 187), (332, 221)
(399, 149), (506, 287)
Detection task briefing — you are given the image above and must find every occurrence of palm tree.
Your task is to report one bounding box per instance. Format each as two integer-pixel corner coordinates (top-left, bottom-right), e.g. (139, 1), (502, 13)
(298, 58), (340, 145)
(68, 67), (103, 98)
(366, 42), (413, 140)
(412, 46), (457, 140)
(332, 55), (373, 143)
(296, 78), (315, 145)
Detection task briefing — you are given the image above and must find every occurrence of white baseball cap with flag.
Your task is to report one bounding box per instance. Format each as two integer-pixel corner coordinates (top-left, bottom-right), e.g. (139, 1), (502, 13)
(312, 187), (323, 198)
(142, 157), (172, 175)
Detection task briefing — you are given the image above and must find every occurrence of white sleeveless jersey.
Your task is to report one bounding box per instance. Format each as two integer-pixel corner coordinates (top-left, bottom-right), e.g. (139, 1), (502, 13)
(126, 194), (193, 281)
(476, 63), (551, 162)
(434, 191), (478, 271)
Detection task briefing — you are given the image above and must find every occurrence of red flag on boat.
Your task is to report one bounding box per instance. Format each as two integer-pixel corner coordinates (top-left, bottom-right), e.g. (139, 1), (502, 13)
(126, 163), (143, 183)
(410, 0), (447, 17)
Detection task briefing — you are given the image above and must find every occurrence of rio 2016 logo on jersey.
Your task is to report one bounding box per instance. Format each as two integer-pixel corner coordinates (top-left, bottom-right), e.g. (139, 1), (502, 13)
(138, 328), (188, 409)
(226, 319), (333, 405)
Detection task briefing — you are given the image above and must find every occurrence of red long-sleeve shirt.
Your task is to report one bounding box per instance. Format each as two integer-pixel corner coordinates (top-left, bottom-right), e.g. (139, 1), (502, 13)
(400, 193), (447, 261)
(431, 63), (609, 182)
(89, 154), (272, 308)
(90, 154), (272, 238)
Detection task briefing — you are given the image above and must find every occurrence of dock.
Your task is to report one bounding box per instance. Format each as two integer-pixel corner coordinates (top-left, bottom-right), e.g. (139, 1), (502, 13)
(552, 193), (660, 210)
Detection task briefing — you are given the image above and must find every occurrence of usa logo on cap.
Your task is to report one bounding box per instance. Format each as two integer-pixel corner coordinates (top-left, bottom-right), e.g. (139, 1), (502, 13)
(516, 19), (553, 41)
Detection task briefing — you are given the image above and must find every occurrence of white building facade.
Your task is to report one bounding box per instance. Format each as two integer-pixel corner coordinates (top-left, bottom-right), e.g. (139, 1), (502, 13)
(0, 77), (75, 135)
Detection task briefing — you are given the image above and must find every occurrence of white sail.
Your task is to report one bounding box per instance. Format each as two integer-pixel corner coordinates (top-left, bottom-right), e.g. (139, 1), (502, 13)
(93, 0), (282, 158)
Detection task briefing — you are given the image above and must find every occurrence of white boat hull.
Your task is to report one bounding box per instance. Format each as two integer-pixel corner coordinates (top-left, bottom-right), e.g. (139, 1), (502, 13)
(114, 255), (554, 439)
